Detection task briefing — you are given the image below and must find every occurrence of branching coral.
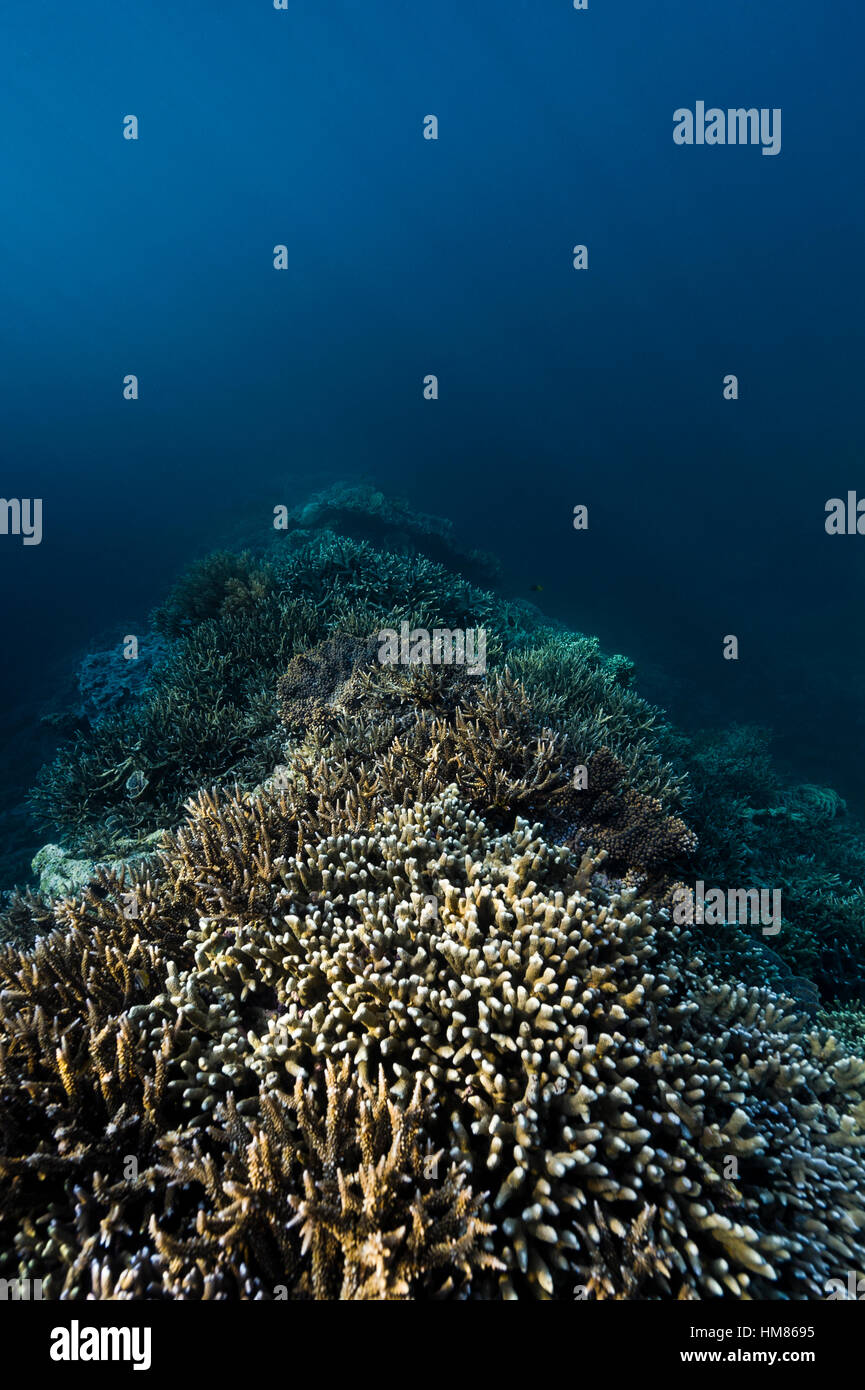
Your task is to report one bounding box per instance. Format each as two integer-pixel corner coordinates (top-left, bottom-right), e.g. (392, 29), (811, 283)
(8, 490), (865, 1306)
(153, 551), (279, 638)
(143, 1061), (496, 1301)
(29, 598), (309, 855)
(108, 777), (865, 1300)
(28, 521), (679, 861)
(282, 1059), (499, 1299)
(575, 1201), (674, 1299)
(0, 837), (493, 1300)
(0, 887), (56, 949)
(280, 481), (501, 588)
(509, 635), (686, 808)
(276, 645), (691, 885)
(4, 755), (865, 1301)
(818, 1002), (865, 1057)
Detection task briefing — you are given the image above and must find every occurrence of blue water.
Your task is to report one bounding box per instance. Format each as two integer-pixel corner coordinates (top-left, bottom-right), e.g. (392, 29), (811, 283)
(2, 0), (864, 882)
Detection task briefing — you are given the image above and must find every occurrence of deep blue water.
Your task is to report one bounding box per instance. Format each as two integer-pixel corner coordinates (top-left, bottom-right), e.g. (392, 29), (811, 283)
(2, 0), (864, 882)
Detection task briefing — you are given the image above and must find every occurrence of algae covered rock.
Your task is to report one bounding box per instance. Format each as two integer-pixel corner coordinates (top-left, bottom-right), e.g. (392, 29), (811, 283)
(32, 833), (166, 902)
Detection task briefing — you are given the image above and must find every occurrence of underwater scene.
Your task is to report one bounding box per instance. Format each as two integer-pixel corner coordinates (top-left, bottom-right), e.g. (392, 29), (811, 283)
(1, 0), (864, 1359)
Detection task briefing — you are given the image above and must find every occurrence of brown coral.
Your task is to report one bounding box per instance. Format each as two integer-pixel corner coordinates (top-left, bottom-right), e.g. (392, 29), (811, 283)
(277, 645), (692, 891)
(568, 747), (697, 885)
(277, 634), (378, 734)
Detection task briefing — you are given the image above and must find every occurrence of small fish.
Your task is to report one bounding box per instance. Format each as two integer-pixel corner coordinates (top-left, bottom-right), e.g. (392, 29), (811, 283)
(530, 583), (543, 593)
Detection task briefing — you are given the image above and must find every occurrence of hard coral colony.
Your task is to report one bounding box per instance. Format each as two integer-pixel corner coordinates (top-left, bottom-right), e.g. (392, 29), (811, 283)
(2, 490), (864, 1301)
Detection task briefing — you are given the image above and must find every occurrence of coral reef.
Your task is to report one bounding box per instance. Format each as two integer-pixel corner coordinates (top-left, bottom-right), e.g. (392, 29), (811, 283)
(30, 835), (165, 903)
(153, 551), (279, 639)
(0, 886), (55, 950)
(277, 647), (693, 896)
(6, 488), (865, 1302)
(564, 747), (696, 886)
(30, 530), (677, 860)
(2, 777), (864, 1299)
(279, 482), (501, 587)
(818, 1003), (865, 1057)
(575, 1202), (674, 1299)
(277, 635), (378, 733)
(509, 634), (685, 806)
(29, 601), (299, 856)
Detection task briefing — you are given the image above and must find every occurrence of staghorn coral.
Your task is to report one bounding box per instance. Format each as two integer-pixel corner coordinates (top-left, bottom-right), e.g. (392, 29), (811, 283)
(278, 652), (577, 828)
(29, 598), (310, 855)
(141, 1060), (495, 1302)
(375, 671), (573, 819)
(276, 648), (692, 890)
(575, 1201), (675, 1299)
(818, 1002), (865, 1057)
(0, 836), (493, 1300)
(509, 634), (686, 808)
(279, 639), (680, 858)
(282, 1058), (499, 1299)
(0, 871), (184, 1298)
(0, 886), (56, 950)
